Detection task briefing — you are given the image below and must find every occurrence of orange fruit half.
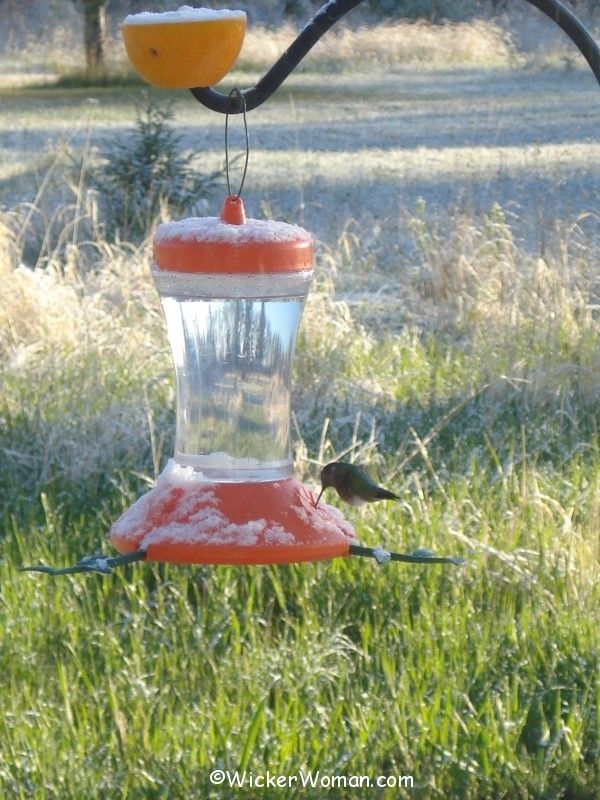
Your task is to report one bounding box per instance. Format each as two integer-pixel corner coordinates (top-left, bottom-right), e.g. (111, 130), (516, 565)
(122, 8), (247, 89)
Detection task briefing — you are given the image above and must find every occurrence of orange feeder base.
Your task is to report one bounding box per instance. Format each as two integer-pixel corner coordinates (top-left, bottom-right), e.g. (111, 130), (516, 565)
(110, 466), (356, 565)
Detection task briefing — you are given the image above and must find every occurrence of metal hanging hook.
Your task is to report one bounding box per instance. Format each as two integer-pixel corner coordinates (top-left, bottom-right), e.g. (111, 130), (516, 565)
(191, 0), (600, 113)
(225, 87), (249, 199)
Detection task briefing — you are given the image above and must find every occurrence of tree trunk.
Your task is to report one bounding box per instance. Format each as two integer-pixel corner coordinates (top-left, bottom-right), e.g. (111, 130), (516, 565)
(82, 0), (106, 74)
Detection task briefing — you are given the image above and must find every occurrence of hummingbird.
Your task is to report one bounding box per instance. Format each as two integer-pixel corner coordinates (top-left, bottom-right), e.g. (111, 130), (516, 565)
(315, 461), (399, 507)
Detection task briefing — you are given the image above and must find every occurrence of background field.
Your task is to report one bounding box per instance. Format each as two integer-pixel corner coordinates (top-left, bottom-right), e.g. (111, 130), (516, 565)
(1, 7), (600, 800)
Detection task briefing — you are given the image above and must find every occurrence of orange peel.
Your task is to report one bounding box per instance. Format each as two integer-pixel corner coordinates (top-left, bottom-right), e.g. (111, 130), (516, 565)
(122, 8), (246, 89)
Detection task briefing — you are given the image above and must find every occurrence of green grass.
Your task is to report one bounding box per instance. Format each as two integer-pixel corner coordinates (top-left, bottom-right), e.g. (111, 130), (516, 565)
(2, 217), (600, 798)
(1, 451), (599, 798)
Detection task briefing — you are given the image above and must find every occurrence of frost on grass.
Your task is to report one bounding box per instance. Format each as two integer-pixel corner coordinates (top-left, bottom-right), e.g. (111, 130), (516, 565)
(111, 459), (355, 549)
(0, 246), (167, 499)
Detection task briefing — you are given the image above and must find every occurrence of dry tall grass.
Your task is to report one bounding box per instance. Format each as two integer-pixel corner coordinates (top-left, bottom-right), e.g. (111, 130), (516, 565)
(1, 140), (599, 496)
(3, 6), (599, 88)
(238, 19), (519, 71)
(2, 191), (598, 391)
(0, 18), (519, 87)
(402, 205), (600, 334)
(0, 195), (168, 494)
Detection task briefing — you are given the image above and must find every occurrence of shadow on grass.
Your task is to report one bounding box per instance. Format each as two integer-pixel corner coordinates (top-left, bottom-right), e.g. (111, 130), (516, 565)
(31, 69), (146, 90)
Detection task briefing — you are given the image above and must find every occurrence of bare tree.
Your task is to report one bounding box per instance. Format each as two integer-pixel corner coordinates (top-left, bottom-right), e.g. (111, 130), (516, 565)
(80, 0), (107, 73)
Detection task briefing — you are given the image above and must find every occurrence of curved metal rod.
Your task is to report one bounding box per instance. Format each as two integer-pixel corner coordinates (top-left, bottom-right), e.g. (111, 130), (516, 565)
(191, 0), (361, 112)
(190, 0), (600, 114)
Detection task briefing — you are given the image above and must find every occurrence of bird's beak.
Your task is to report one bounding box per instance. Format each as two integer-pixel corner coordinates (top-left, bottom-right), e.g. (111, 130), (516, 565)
(314, 488), (325, 508)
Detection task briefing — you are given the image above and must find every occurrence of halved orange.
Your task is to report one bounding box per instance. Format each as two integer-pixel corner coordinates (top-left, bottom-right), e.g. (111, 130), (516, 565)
(122, 9), (247, 89)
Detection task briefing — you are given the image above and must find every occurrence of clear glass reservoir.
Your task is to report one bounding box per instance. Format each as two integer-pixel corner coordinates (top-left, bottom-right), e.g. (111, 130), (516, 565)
(155, 272), (311, 480)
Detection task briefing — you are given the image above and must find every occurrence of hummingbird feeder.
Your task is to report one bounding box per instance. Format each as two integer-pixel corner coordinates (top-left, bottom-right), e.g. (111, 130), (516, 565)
(110, 193), (360, 565)
(105, 190), (465, 569)
(22, 0), (600, 576)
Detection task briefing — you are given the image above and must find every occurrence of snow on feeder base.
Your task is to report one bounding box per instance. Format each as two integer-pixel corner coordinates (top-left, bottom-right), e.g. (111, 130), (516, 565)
(110, 195), (356, 565)
(110, 462), (355, 565)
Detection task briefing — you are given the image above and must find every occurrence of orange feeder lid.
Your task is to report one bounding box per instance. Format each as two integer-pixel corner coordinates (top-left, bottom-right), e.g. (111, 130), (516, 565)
(153, 195), (313, 274)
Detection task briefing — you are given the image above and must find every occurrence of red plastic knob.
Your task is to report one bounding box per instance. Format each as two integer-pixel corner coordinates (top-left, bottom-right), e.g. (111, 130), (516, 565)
(220, 194), (246, 225)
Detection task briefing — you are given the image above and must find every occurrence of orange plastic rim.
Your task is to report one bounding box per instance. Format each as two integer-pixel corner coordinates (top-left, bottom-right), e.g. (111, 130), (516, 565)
(110, 478), (355, 565)
(154, 197), (313, 274)
(122, 16), (247, 89)
(154, 237), (313, 274)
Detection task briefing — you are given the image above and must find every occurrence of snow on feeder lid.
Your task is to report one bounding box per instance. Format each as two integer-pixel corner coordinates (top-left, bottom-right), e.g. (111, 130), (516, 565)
(152, 195), (313, 273)
(110, 196), (357, 565)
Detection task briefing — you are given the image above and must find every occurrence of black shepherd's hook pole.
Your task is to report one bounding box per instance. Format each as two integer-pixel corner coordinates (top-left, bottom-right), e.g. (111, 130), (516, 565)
(190, 0), (600, 114)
